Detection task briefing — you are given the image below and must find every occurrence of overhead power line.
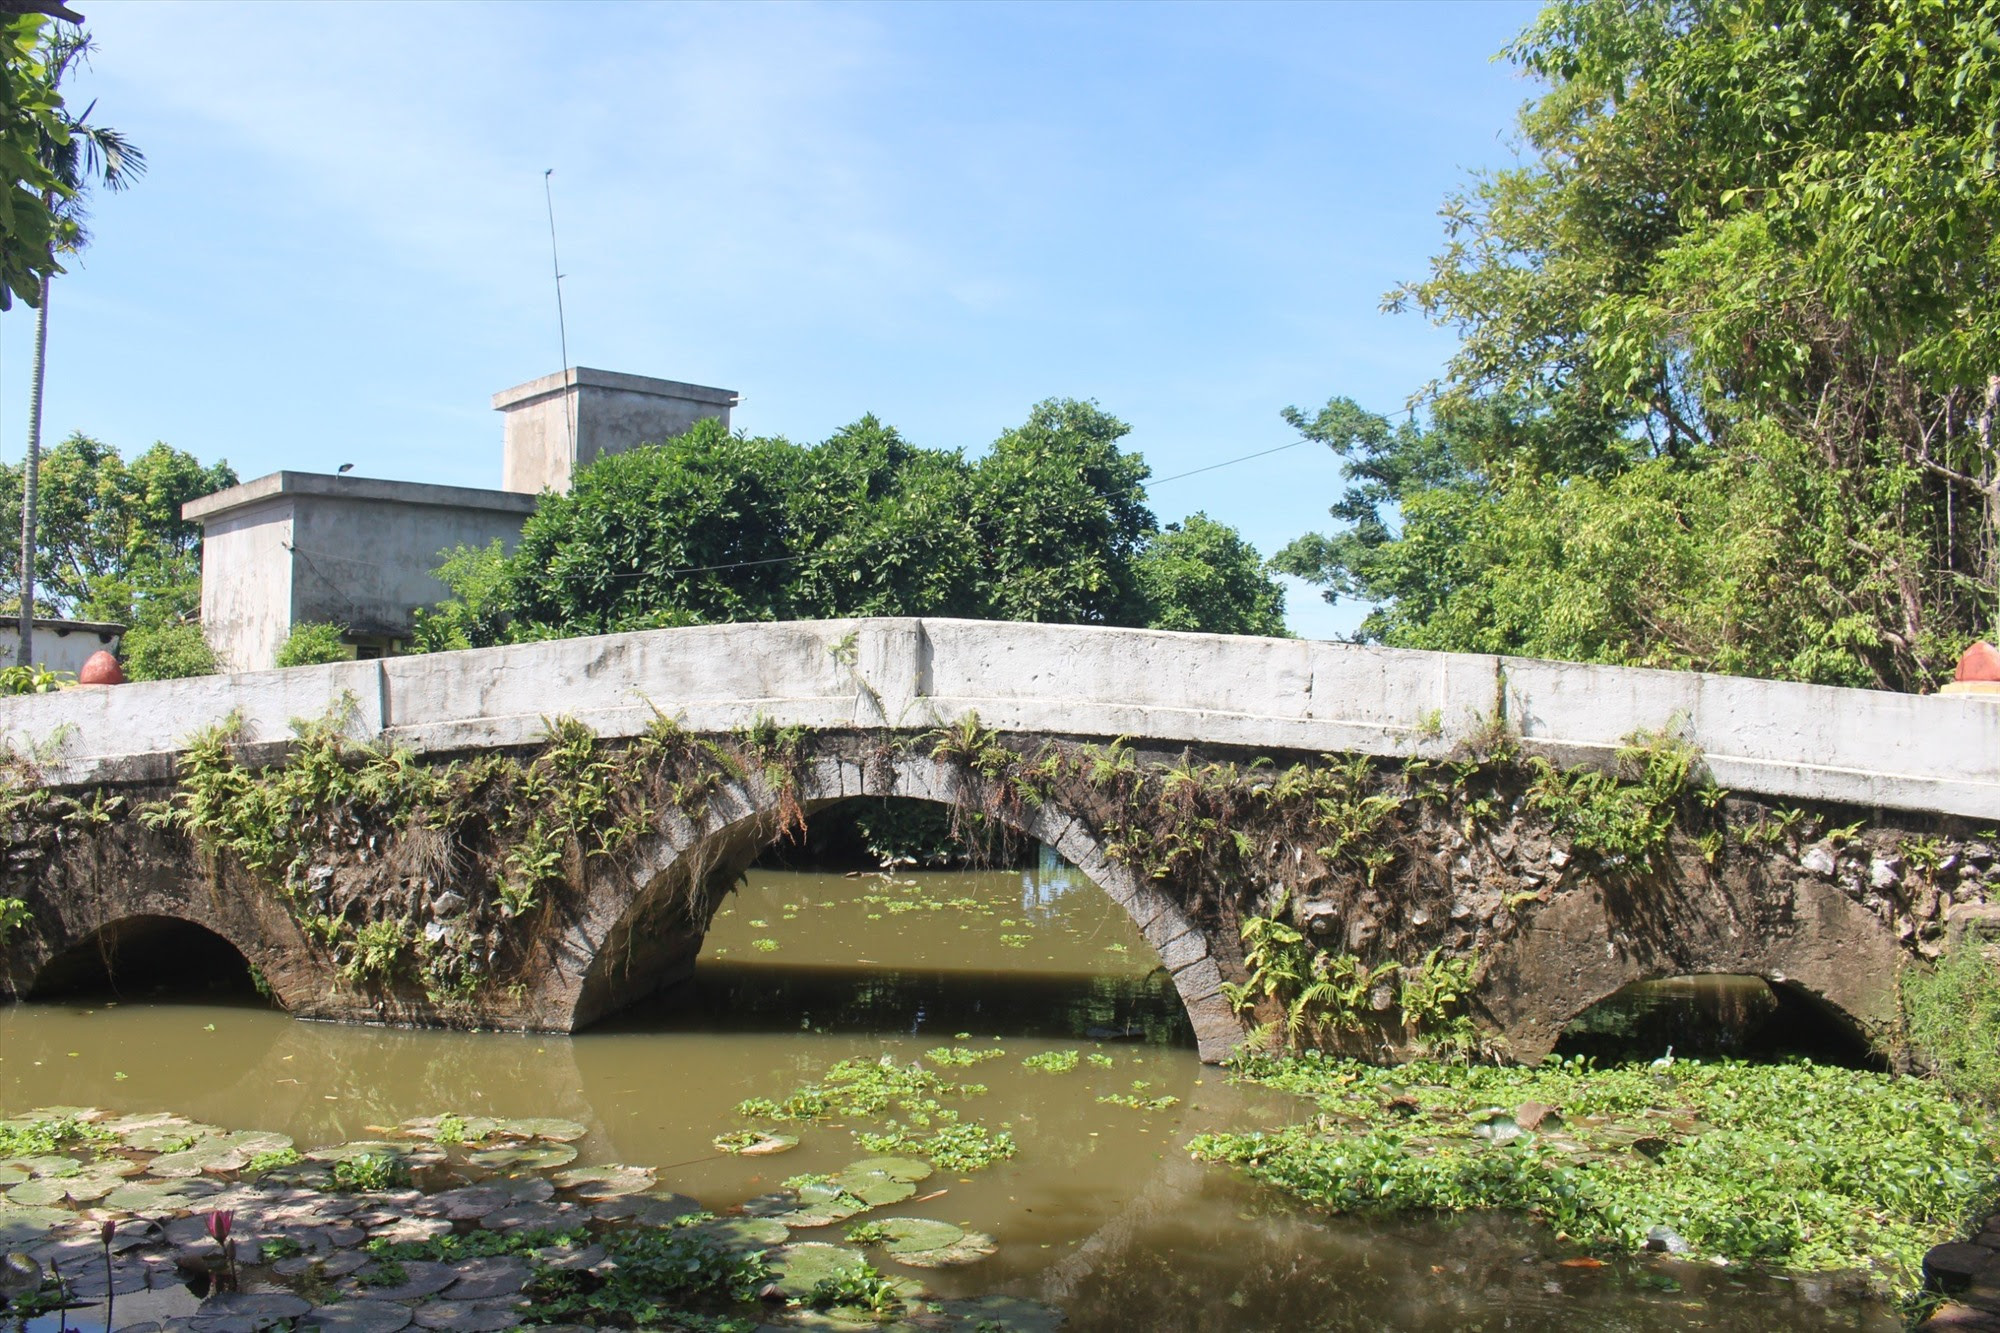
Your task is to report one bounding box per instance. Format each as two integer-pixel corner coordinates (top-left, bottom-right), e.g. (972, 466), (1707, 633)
(1144, 438), (1308, 488)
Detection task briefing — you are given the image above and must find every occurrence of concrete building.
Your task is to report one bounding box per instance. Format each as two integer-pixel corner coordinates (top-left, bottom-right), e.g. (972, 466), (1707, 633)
(497, 368), (738, 494)
(185, 474), (536, 672)
(184, 368), (736, 673)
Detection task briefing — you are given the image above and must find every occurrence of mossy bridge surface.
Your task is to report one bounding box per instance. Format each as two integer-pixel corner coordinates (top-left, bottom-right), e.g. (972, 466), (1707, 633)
(0, 617), (1996, 1063)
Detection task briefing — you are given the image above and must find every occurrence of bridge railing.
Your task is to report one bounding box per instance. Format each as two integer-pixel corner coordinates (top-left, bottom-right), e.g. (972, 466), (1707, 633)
(0, 617), (1992, 818)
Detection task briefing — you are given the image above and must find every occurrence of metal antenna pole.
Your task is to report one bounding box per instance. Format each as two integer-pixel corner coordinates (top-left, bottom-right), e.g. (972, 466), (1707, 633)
(543, 168), (575, 456)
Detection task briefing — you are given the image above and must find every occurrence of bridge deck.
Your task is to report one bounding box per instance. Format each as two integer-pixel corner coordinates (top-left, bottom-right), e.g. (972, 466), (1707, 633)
(0, 618), (1991, 819)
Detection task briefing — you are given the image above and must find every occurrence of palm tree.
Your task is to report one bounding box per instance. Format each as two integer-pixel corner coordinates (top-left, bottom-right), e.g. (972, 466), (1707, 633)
(15, 27), (143, 668)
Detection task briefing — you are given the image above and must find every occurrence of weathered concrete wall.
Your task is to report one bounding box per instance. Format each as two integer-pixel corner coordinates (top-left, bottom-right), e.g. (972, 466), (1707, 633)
(25, 619), (123, 678)
(495, 367), (738, 495)
(191, 493), (297, 675)
(6, 618), (1997, 818)
(185, 474), (537, 672)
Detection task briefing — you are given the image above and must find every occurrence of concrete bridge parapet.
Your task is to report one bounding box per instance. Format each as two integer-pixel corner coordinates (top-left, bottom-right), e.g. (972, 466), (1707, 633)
(2, 618), (1996, 820)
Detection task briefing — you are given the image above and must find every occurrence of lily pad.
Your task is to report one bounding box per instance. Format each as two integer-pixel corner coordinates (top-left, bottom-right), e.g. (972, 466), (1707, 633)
(0, 1205), (73, 1246)
(19, 1155), (80, 1178)
(345, 1259), (458, 1301)
(124, 1124), (220, 1152)
(873, 1218), (962, 1254)
(100, 1112), (187, 1135)
(6, 1177), (71, 1207)
(692, 1215), (788, 1249)
(411, 1299), (522, 1332)
(464, 1144), (575, 1171)
(399, 1116), (501, 1144)
(0, 1164), (26, 1187)
(551, 1164), (653, 1198)
(495, 1176), (555, 1204)
(712, 1130), (798, 1156)
(591, 1193), (702, 1227)
(480, 1202), (576, 1231)
(304, 1301), (413, 1333)
(150, 1142), (252, 1177)
(223, 1130), (294, 1157)
(765, 1241), (870, 1298)
(829, 1168), (916, 1208)
(889, 1229), (995, 1268)
(844, 1156), (932, 1184)
(308, 1141), (408, 1164)
(103, 1179), (203, 1210)
(778, 1182), (871, 1228)
(489, 1118), (585, 1142)
(193, 1290), (312, 1331)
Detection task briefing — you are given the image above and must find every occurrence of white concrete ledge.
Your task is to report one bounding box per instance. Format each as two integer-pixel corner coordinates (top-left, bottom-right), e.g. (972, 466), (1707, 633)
(0, 618), (1994, 820)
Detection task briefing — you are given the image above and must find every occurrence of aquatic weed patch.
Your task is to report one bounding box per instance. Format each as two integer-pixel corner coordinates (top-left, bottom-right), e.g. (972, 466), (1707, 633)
(1190, 1053), (2000, 1289)
(854, 1112), (1017, 1172)
(732, 1053), (1017, 1173)
(521, 1221), (768, 1328)
(0, 1114), (114, 1157)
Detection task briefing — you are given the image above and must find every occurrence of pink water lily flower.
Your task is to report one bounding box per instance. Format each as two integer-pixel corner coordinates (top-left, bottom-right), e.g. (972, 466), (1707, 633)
(205, 1210), (234, 1244)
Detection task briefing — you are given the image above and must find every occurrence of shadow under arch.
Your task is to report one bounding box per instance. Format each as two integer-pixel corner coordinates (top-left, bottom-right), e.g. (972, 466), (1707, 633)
(1552, 972), (1877, 1066)
(28, 913), (267, 1002)
(555, 751), (1246, 1061)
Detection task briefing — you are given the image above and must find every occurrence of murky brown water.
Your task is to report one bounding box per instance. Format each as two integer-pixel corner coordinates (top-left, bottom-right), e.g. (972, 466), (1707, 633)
(0, 865), (1901, 1330)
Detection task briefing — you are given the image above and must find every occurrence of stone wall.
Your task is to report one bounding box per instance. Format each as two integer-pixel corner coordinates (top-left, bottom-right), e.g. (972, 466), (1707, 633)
(0, 707), (1985, 1064)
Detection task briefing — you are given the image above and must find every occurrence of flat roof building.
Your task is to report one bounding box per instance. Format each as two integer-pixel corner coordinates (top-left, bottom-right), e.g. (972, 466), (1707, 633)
(184, 368), (736, 672)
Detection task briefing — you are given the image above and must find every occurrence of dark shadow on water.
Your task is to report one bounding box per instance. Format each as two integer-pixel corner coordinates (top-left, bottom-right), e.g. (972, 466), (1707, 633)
(1554, 974), (1876, 1067)
(27, 915), (268, 1004)
(600, 959), (1195, 1047)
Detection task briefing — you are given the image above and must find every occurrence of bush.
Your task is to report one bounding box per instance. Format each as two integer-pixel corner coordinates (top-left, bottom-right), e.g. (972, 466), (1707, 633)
(121, 620), (217, 680)
(1904, 937), (2000, 1102)
(0, 664), (66, 694)
(275, 621), (351, 667)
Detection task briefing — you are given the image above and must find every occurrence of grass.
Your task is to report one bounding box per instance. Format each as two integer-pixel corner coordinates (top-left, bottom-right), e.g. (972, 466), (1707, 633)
(1904, 936), (2000, 1103)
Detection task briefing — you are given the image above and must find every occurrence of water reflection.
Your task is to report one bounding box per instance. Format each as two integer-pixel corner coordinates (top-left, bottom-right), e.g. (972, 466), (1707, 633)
(1556, 974), (1874, 1067)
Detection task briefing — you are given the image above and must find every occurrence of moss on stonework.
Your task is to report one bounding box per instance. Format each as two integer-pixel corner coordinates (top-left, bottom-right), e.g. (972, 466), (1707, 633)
(0, 703), (1984, 1058)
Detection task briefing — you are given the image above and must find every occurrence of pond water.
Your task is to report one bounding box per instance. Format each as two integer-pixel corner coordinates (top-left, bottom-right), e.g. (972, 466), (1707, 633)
(0, 865), (1901, 1330)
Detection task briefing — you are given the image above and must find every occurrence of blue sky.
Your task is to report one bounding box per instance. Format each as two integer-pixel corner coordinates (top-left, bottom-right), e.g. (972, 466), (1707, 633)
(6, 0), (1539, 639)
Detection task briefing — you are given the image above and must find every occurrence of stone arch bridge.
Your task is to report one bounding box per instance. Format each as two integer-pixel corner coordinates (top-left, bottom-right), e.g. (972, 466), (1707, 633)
(1, 618), (1996, 1063)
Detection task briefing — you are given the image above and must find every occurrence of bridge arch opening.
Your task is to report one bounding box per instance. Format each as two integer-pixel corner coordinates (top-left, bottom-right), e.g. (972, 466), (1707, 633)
(28, 915), (268, 1004)
(755, 796), (1035, 874)
(1552, 973), (1875, 1067)
(565, 773), (1240, 1058)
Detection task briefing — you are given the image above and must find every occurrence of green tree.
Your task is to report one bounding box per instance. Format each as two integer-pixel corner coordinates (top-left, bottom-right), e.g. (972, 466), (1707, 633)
(970, 399), (1155, 625)
(0, 13), (68, 310)
(0, 431), (235, 637)
(425, 404), (1286, 644)
(1281, 0), (2000, 691)
(1135, 512), (1287, 636)
(13, 26), (144, 667)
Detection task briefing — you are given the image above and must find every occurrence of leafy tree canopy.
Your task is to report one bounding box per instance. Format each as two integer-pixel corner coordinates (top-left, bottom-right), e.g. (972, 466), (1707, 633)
(0, 14), (69, 309)
(418, 402), (1287, 649)
(0, 431), (237, 630)
(1279, 0), (2000, 691)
